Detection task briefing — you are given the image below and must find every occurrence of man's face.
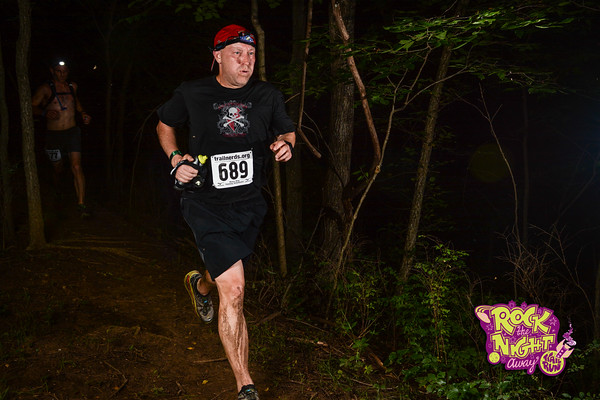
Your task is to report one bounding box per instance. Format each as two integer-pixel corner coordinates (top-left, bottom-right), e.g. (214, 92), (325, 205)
(214, 43), (255, 89)
(51, 65), (69, 83)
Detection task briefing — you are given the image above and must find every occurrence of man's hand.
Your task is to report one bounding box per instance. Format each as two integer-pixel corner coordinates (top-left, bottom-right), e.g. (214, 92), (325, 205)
(172, 154), (198, 183)
(270, 140), (293, 162)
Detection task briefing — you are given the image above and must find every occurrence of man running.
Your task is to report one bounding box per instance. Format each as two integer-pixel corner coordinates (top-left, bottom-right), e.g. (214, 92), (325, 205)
(32, 58), (92, 217)
(156, 24), (295, 400)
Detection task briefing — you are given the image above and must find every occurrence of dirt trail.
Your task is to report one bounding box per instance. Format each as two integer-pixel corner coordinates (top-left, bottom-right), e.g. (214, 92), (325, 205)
(0, 203), (321, 399)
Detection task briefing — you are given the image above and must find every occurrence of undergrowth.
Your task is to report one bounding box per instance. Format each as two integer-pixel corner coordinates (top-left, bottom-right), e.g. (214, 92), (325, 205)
(253, 236), (600, 399)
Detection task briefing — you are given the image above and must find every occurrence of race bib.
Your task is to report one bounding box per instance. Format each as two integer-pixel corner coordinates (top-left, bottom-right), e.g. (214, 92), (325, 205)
(210, 150), (254, 189)
(45, 149), (62, 162)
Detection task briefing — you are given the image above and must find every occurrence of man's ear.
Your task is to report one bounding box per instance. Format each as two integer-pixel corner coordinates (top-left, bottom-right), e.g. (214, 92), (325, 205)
(213, 50), (221, 64)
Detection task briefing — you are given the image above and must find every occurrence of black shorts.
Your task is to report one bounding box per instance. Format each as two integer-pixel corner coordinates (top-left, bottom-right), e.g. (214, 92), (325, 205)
(181, 197), (267, 279)
(44, 126), (82, 162)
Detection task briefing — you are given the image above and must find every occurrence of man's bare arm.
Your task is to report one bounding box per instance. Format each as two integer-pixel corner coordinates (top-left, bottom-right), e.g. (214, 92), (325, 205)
(73, 83), (91, 124)
(31, 84), (51, 117)
(157, 121), (183, 164)
(270, 131), (296, 162)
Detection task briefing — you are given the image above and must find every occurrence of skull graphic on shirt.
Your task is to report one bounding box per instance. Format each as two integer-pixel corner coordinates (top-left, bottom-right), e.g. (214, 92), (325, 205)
(214, 101), (251, 137)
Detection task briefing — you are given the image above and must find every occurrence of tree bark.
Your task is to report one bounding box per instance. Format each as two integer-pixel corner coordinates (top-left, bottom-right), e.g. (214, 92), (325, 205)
(326, 0), (387, 314)
(284, 0), (308, 262)
(251, 0), (287, 276)
(521, 88), (530, 246)
(399, 0), (470, 281)
(595, 258), (600, 340)
(102, 0), (117, 192)
(321, 0), (355, 259)
(251, 0), (266, 81)
(16, 0), (46, 250)
(0, 32), (15, 246)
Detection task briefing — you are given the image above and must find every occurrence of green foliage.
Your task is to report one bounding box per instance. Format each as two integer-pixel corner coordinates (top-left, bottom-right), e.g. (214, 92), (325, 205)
(313, 241), (475, 397)
(423, 371), (552, 400)
(338, 336), (375, 377)
(346, 1), (580, 109)
(270, 238), (598, 399)
(351, 166), (370, 182)
(249, 322), (287, 364)
(151, 386), (165, 395)
(379, 238), (600, 399)
(174, 0), (227, 21)
(391, 239), (469, 363)
(129, 0), (282, 22)
(128, 0), (226, 22)
(248, 319), (310, 385)
(333, 255), (386, 339)
(313, 255), (402, 397)
(561, 393), (600, 400)
(0, 380), (8, 400)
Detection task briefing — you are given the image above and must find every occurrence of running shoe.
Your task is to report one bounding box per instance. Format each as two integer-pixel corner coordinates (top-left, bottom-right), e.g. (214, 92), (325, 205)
(237, 385), (260, 400)
(184, 270), (214, 323)
(78, 204), (92, 218)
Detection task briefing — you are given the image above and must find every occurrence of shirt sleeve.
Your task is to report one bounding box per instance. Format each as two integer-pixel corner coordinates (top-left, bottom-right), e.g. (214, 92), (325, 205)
(157, 84), (189, 128)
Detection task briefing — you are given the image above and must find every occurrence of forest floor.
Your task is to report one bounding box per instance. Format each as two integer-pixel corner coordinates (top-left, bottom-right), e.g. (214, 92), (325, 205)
(0, 180), (369, 399)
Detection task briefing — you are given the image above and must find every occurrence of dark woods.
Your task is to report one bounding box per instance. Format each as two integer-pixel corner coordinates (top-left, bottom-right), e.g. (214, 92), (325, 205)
(1, 0), (600, 398)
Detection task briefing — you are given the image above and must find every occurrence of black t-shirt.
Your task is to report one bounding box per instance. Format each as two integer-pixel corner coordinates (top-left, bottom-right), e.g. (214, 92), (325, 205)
(158, 76), (295, 204)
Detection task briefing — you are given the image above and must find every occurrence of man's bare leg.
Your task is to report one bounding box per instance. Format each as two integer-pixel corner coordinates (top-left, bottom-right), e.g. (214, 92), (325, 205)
(69, 151), (85, 205)
(214, 260), (253, 392)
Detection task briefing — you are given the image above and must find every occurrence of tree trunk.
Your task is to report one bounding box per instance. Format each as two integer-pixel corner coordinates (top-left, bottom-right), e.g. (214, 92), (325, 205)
(399, 0), (470, 281)
(595, 258), (600, 340)
(0, 32), (15, 247)
(251, 0), (287, 276)
(104, 50), (113, 192)
(595, 265), (600, 394)
(285, 0), (308, 262)
(103, 0), (117, 193)
(321, 0), (355, 259)
(521, 88), (530, 246)
(326, 0), (384, 315)
(251, 0), (266, 81)
(16, 0), (46, 250)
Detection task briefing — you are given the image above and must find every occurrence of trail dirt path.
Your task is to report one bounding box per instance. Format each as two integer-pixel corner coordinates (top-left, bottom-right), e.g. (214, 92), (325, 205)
(0, 202), (330, 400)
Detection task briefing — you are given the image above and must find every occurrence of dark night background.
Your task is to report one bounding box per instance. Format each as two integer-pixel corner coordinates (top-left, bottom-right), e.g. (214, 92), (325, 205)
(2, 0), (600, 324)
(1, 0), (600, 318)
(2, 0), (600, 398)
